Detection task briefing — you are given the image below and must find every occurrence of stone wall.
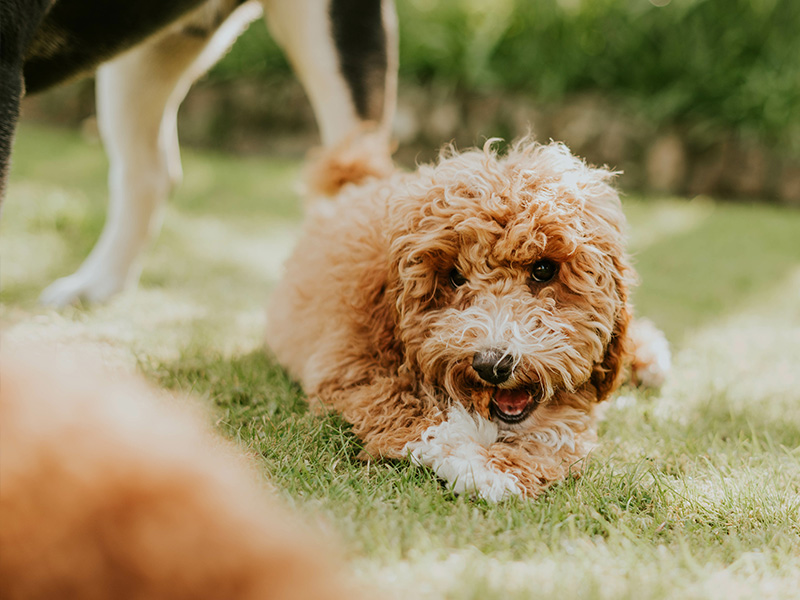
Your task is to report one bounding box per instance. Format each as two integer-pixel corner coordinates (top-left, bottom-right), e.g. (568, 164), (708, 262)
(393, 88), (799, 206)
(20, 78), (800, 205)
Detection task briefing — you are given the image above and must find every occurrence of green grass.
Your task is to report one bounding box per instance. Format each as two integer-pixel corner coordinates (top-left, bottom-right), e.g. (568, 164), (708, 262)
(2, 123), (799, 599)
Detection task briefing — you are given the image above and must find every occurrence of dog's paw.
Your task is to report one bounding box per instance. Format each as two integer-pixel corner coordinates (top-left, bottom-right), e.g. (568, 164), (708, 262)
(404, 404), (523, 502)
(628, 318), (672, 389)
(39, 269), (129, 307)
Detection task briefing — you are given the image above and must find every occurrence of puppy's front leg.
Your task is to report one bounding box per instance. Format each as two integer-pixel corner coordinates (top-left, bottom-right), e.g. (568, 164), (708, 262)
(317, 377), (443, 459)
(403, 404), (526, 502)
(484, 439), (594, 500)
(319, 380), (521, 501)
(407, 405), (597, 502)
(320, 380), (592, 502)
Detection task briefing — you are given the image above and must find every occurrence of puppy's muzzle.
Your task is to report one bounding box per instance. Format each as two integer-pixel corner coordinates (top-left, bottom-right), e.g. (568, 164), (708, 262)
(472, 349), (514, 385)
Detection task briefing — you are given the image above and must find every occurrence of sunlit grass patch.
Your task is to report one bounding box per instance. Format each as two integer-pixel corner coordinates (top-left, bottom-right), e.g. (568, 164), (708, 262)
(2, 123), (799, 599)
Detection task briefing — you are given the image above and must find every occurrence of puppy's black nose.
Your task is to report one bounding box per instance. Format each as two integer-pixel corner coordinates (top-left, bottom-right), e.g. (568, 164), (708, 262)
(472, 349), (514, 385)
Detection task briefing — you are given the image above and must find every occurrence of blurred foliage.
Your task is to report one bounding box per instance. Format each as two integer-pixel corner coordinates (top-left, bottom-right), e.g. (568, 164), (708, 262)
(211, 0), (800, 153)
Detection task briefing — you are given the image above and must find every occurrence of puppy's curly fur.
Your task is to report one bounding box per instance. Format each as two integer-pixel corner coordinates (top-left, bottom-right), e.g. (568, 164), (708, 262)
(0, 347), (358, 600)
(269, 137), (665, 502)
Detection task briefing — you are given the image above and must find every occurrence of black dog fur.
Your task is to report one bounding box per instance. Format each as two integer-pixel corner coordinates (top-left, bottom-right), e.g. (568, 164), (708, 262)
(0, 0), (390, 204)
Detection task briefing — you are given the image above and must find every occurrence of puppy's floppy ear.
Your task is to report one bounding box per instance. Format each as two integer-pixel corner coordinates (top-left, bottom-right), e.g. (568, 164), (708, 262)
(353, 262), (403, 362)
(388, 226), (455, 315)
(590, 301), (631, 402)
(386, 224), (457, 365)
(590, 254), (633, 402)
(576, 169), (634, 403)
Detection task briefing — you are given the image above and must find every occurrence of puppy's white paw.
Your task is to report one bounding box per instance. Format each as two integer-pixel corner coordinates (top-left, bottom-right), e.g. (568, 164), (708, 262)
(629, 318), (672, 389)
(39, 269), (129, 307)
(404, 404), (523, 502)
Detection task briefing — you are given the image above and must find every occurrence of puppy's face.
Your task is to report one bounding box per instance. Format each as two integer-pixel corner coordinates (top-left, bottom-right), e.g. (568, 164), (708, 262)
(388, 142), (632, 429)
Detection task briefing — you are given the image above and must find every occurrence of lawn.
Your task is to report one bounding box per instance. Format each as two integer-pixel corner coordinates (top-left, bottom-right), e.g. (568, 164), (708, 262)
(2, 123), (799, 600)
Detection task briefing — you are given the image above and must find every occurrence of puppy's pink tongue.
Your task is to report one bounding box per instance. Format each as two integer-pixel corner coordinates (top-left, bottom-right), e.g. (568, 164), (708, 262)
(493, 389), (531, 415)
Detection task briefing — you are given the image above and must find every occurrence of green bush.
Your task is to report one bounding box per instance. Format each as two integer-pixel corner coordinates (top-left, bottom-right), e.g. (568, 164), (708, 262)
(211, 0), (800, 153)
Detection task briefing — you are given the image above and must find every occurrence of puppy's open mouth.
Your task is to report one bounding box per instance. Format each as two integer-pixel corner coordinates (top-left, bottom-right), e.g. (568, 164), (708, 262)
(490, 387), (540, 424)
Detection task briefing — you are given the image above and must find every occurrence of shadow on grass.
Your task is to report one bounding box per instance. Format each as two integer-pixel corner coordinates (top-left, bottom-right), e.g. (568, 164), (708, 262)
(143, 347), (306, 420)
(141, 347), (373, 478)
(631, 201), (800, 345)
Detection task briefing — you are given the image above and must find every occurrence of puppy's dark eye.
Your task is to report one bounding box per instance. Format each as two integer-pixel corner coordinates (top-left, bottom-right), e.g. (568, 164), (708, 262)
(531, 259), (558, 283)
(449, 268), (468, 288)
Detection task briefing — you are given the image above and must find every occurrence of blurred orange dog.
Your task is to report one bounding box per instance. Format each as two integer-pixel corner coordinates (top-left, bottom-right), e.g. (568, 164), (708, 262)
(0, 347), (356, 600)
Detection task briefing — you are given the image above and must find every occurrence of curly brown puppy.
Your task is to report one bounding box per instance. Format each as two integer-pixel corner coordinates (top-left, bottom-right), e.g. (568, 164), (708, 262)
(0, 346), (358, 600)
(268, 137), (669, 502)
